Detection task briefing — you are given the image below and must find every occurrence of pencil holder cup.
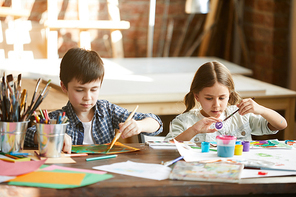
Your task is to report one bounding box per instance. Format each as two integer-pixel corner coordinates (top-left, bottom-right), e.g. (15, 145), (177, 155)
(0, 121), (29, 153)
(36, 122), (68, 158)
(216, 135), (237, 157)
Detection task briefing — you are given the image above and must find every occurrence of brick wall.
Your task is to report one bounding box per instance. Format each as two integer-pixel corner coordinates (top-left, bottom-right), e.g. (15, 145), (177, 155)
(1, 0), (292, 88)
(243, 0), (291, 87)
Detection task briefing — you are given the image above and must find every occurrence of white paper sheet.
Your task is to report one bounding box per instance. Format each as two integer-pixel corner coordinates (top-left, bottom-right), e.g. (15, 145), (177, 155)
(241, 169), (296, 178)
(0, 175), (15, 183)
(93, 160), (171, 180)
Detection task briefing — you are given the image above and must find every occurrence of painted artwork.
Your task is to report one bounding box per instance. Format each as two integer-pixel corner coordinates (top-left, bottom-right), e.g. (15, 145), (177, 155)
(169, 161), (244, 183)
(71, 142), (139, 154)
(250, 140), (292, 149)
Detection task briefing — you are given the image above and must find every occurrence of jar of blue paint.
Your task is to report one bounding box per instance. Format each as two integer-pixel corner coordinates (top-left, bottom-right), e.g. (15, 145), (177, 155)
(201, 141), (210, 153)
(216, 135), (237, 157)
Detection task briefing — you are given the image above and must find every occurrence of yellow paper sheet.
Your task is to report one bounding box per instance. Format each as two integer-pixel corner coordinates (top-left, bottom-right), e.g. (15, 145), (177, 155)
(11, 171), (85, 185)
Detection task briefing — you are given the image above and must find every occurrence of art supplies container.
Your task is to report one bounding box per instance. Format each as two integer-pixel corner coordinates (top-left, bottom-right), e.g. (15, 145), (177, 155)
(234, 145), (243, 155)
(216, 135), (237, 157)
(36, 122), (68, 158)
(0, 121), (29, 153)
(242, 141), (250, 152)
(201, 141), (210, 153)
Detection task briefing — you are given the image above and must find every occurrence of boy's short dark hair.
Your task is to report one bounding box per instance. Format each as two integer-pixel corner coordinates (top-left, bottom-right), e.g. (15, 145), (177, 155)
(60, 48), (104, 89)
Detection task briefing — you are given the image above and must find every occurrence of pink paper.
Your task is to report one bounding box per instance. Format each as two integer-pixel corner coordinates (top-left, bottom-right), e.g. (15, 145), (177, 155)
(42, 165), (106, 174)
(0, 159), (46, 176)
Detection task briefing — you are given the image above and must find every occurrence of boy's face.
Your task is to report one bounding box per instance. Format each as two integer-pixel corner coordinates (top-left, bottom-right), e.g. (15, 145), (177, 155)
(61, 78), (101, 114)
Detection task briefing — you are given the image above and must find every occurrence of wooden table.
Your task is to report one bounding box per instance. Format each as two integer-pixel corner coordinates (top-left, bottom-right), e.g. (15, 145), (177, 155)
(1, 143), (296, 197)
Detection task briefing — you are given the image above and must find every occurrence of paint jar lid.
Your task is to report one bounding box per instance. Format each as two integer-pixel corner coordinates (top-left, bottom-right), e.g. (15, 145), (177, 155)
(216, 135), (236, 140)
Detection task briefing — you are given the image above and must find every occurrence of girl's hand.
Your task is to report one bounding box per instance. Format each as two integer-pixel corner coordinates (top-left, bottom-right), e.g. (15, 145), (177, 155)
(119, 119), (142, 139)
(62, 133), (72, 154)
(237, 98), (263, 116)
(191, 117), (221, 134)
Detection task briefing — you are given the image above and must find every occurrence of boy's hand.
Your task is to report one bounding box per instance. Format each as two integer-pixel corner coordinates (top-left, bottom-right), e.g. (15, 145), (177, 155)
(118, 120), (141, 139)
(191, 117), (220, 134)
(63, 133), (72, 154)
(237, 98), (263, 116)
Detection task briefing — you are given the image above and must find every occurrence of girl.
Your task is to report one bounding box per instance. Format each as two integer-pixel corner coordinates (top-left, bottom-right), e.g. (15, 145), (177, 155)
(165, 61), (287, 143)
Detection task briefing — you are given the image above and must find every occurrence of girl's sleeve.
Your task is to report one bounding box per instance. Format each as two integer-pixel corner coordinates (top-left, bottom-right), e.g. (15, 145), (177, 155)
(249, 114), (279, 136)
(164, 116), (187, 140)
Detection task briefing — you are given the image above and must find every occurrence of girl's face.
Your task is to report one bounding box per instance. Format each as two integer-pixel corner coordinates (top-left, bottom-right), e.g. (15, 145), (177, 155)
(61, 78), (101, 115)
(194, 82), (230, 118)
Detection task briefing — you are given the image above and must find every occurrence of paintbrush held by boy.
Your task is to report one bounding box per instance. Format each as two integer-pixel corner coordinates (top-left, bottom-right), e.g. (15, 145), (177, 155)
(0, 73), (51, 122)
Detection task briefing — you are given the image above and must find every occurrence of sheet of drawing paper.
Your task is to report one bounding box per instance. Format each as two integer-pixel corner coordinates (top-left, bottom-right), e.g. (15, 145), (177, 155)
(0, 176), (16, 183)
(93, 160), (171, 180)
(174, 139), (218, 162)
(72, 142), (139, 154)
(9, 170), (113, 189)
(241, 169), (296, 179)
(234, 148), (296, 171)
(174, 140), (296, 171)
(42, 165), (106, 174)
(0, 159), (46, 176)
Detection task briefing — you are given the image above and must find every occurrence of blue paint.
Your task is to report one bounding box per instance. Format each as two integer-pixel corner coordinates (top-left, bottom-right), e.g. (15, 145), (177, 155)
(217, 145), (235, 157)
(201, 141), (210, 153)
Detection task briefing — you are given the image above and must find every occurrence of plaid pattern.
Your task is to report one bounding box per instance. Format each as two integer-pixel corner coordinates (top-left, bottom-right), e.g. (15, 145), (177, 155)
(25, 100), (163, 146)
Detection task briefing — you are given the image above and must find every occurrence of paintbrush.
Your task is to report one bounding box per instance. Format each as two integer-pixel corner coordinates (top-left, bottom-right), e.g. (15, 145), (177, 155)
(30, 78), (42, 106)
(20, 89), (27, 116)
(223, 109), (239, 122)
(23, 79), (51, 120)
(223, 97), (255, 122)
(106, 105), (139, 153)
(16, 74), (22, 101)
(30, 86), (51, 115)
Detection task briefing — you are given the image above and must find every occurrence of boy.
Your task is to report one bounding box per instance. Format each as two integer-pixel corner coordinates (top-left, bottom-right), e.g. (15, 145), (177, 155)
(25, 48), (163, 153)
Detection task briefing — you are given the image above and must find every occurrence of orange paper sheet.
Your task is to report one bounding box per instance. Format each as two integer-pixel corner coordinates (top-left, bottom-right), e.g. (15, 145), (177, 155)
(10, 171), (85, 185)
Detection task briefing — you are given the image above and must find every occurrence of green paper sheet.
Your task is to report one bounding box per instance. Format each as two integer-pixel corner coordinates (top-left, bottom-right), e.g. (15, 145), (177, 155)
(72, 142), (139, 154)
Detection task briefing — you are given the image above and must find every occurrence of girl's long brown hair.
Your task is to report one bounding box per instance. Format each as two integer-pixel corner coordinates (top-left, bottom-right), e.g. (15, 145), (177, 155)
(183, 61), (241, 113)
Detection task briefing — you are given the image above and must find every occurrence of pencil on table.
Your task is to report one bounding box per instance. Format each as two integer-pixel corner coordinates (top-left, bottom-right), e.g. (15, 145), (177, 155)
(106, 105), (139, 153)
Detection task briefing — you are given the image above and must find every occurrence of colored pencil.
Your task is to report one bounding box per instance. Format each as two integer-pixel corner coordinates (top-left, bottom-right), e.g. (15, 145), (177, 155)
(86, 154), (117, 161)
(163, 156), (184, 167)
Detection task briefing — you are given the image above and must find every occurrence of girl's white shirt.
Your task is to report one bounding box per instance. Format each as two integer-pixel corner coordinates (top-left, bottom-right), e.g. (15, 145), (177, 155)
(165, 105), (277, 143)
(82, 120), (94, 144)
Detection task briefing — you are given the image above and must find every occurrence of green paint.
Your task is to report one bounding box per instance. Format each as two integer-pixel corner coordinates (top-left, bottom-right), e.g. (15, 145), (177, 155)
(256, 153), (272, 157)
